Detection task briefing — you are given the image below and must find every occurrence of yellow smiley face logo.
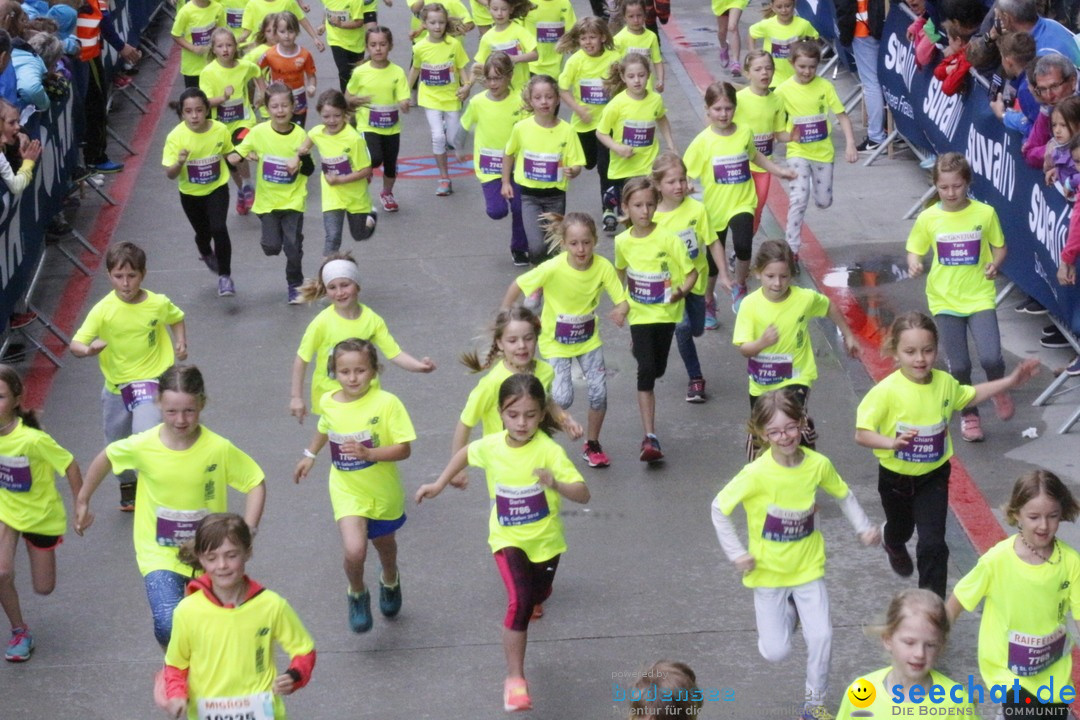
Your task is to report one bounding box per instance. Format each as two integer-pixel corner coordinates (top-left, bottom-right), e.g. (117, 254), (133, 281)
(847, 678), (876, 709)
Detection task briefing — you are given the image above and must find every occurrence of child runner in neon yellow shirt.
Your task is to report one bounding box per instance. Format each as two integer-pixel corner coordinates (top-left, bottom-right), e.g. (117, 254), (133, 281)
(526, 0), (574, 77)
(473, 0), (537, 92)
(171, 0), (226, 88)
(747, 0), (818, 86)
(611, 0), (663, 91)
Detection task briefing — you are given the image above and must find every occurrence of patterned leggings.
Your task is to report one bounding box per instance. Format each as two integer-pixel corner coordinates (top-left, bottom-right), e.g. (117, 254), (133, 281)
(785, 158), (834, 254)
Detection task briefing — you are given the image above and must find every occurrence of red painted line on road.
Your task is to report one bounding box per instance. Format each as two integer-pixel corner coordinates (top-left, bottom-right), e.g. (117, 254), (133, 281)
(23, 48), (182, 411)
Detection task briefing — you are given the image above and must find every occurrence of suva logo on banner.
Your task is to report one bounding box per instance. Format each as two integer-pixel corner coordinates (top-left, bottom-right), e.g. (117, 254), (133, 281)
(923, 78), (963, 141)
(883, 33), (917, 90)
(966, 126), (1016, 201)
(1029, 182), (1071, 256)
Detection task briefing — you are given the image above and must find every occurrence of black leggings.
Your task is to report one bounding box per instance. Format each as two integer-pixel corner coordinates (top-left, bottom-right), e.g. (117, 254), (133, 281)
(879, 461), (950, 598)
(631, 322), (676, 391)
(494, 547), (559, 632)
(179, 184), (232, 276)
(717, 212), (755, 262)
(577, 130), (611, 210)
(365, 131), (400, 179)
(330, 44), (363, 93)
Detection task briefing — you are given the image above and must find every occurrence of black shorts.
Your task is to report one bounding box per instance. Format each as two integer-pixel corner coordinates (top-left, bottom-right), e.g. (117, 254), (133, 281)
(23, 532), (62, 550)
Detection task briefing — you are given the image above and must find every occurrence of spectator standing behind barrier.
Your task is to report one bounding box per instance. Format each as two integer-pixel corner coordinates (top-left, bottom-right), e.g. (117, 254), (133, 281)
(1021, 52), (1077, 168)
(13, 32), (61, 111)
(836, 0), (887, 151)
(0, 98), (42, 193)
(987, 31), (1037, 137)
(74, 0), (142, 174)
(0, 30), (16, 105)
(988, 0), (1080, 63)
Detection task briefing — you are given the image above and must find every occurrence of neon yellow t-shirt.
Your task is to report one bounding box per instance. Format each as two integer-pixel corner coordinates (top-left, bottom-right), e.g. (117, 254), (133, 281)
(412, 35), (469, 111)
(317, 388), (415, 521)
(233, 121), (308, 213)
(905, 200), (1004, 317)
(467, 430), (584, 563)
(558, 48), (622, 132)
(613, 27), (661, 91)
(953, 536), (1080, 695)
(162, 120), (234, 197)
(516, 253), (626, 358)
(221, 0), (248, 36)
(525, 0), (575, 77)
(166, 585), (314, 720)
(714, 448), (851, 588)
(0, 420), (73, 537)
(683, 124), (758, 231)
(835, 667), (975, 720)
(505, 116), (585, 191)
(346, 62), (410, 135)
(472, 0), (492, 26)
(307, 124), (372, 213)
(241, 0), (304, 35)
(733, 86), (785, 172)
(73, 290), (186, 394)
(324, 0), (366, 52)
(460, 360), (555, 435)
(199, 60), (261, 131)
(597, 89), (666, 180)
(775, 75), (845, 163)
(614, 225), (693, 325)
(410, 0), (472, 42)
(732, 286), (830, 396)
(461, 91), (529, 181)
(107, 425), (265, 576)
(475, 21), (536, 92)
(295, 304), (403, 414)
(856, 369), (976, 476)
(171, 1), (226, 76)
(747, 16), (818, 86)
(654, 197), (714, 296)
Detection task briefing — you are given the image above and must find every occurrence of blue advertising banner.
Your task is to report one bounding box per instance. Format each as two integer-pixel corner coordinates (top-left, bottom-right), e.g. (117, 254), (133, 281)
(879, 3), (1080, 334)
(796, 0), (839, 41)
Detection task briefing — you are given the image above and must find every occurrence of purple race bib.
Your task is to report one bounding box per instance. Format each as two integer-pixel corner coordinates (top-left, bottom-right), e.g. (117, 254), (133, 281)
(936, 231), (982, 266)
(185, 156), (221, 186)
(328, 431), (375, 472)
(748, 353), (793, 385)
(770, 37), (794, 59)
(753, 133), (774, 157)
(1008, 627), (1068, 677)
(495, 483), (550, 526)
(535, 22), (564, 43)
(478, 149), (503, 175)
(321, 154), (352, 177)
(190, 23), (214, 47)
(579, 79), (608, 105)
(762, 505), (815, 542)
(292, 86), (308, 112)
(522, 151), (561, 183)
(368, 105), (399, 129)
(712, 153), (751, 184)
(895, 421), (947, 463)
(120, 380), (159, 412)
(0, 456), (31, 493)
(262, 155), (297, 184)
(627, 269), (671, 305)
(420, 62), (452, 86)
(795, 114), (828, 143)
(491, 40), (520, 56)
(216, 100), (245, 124)
(225, 7), (243, 28)
(621, 120), (655, 148)
(554, 313), (596, 345)
(156, 508), (208, 547)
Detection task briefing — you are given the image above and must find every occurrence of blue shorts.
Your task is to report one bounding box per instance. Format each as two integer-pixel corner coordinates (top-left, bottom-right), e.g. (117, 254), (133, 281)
(367, 514), (406, 539)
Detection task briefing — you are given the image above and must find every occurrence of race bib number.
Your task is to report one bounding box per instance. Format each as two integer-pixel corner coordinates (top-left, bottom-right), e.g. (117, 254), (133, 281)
(491, 40), (520, 56)
(621, 120), (655, 148)
(1008, 627), (1068, 677)
(197, 691), (275, 720)
(712, 153), (751, 184)
(292, 86), (307, 112)
(494, 483), (550, 526)
(579, 78), (607, 105)
(770, 37), (794, 59)
(895, 421), (947, 463)
(478, 148), (503, 175)
(936, 231), (981, 266)
(326, 8), (348, 23)
(794, 114), (828, 143)
(762, 505), (815, 542)
(321, 154), (352, 177)
(217, 99), (246, 124)
(522, 151), (561, 183)
(367, 104), (399, 129)
(328, 431), (375, 472)
(225, 6), (244, 28)
(748, 353), (794, 385)
(262, 155), (297, 184)
(753, 132), (774, 157)
(677, 227), (699, 259)
(190, 23), (214, 47)
(185, 156), (221, 186)
(554, 313), (596, 345)
(0, 455), (31, 493)
(535, 21), (564, 43)
(420, 62), (452, 86)
(120, 380), (159, 412)
(156, 507), (208, 548)
(627, 269), (671, 305)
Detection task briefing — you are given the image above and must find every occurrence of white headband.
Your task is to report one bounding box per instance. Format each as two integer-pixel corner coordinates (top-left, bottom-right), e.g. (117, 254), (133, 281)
(322, 259), (360, 287)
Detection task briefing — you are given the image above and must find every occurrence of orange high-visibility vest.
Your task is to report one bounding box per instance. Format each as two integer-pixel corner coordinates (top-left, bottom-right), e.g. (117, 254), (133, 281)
(76, 0), (103, 61)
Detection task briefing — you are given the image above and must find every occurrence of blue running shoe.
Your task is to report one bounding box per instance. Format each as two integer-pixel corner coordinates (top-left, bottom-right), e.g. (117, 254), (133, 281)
(347, 589), (372, 633)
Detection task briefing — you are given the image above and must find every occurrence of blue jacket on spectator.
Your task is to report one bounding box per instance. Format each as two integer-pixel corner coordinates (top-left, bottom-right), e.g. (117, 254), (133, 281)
(1030, 16), (1080, 64)
(46, 5), (80, 56)
(11, 40), (48, 111)
(0, 63), (16, 106)
(20, 0), (48, 19)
